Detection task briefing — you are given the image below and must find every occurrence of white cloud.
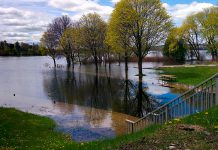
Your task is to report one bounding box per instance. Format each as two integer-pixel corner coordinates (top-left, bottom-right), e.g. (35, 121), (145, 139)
(0, 7), (52, 43)
(163, 1), (213, 24)
(110, 0), (120, 4)
(48, 0), (113, 21)
(0, 0), (215, 43)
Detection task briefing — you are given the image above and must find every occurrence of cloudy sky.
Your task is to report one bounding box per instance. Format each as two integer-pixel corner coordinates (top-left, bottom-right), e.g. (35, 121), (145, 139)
(0, 0), (216, 43)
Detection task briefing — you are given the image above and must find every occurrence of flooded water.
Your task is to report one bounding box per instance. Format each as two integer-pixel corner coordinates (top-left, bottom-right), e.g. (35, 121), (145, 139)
(0, 56), (187, 142)
(147, 50), (212, 60)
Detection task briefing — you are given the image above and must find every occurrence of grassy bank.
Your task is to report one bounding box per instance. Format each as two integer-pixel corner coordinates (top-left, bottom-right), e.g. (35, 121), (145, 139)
(0, 107), (161, 150)
(119, 105), (218, 150)
(0, 108), (72, 149)
(1, 106), (218, 149)
(161, 66), (218, 85)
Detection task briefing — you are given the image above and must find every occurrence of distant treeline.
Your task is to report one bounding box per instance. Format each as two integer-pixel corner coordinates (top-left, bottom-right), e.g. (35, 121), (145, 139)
(152, 45), (208, 51)
(0, 41), (44, 56)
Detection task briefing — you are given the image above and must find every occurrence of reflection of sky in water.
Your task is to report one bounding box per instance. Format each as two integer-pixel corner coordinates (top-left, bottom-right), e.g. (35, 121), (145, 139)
(0, 56), (187, 142)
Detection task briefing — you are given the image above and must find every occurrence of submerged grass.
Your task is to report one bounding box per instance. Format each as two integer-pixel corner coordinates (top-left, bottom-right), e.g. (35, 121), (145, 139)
(160, 66), (218, 85)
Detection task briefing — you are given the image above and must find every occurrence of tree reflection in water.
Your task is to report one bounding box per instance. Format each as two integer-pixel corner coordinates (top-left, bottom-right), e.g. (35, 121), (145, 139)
(43, 66), (160, 119)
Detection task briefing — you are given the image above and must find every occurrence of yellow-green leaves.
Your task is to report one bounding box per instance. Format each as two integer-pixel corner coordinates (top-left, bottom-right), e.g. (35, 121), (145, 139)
(107, 0), (172, 57)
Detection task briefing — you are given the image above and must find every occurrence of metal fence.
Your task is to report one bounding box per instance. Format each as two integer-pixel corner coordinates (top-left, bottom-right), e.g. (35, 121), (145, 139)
(126, 73), (218, 134)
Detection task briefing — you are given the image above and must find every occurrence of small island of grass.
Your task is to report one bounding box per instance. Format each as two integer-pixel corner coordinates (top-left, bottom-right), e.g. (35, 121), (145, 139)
(161, 66), (218, 85)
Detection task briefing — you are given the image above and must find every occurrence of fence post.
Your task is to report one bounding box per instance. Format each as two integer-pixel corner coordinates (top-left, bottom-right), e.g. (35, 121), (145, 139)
(165, 107), (168, 123)
(216, 76), (218, 105)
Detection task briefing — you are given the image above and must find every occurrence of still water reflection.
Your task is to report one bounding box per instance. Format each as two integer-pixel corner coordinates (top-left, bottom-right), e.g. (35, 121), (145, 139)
(0, 56), (186, 141)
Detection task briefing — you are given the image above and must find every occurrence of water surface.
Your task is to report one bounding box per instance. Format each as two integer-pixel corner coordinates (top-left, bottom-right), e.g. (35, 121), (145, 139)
(0, 56), (186, 141)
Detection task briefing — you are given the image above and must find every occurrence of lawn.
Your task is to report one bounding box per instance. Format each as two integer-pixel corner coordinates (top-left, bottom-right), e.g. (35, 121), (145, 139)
(161, 66), (218, 85)
(0, 107), (161, 150)
(1, 105), (218, 149)
(119, 105), (218, 150)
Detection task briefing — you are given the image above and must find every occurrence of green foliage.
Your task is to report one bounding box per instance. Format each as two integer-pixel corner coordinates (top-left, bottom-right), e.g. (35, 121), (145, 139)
(181, 6), (218, 60)
(40, 32), (59, 60)
(163, 28), (187, 62)
(80, 13), (107, 53)
(0, 41), (42, 56)
(59, 28), (75, 56)
(110, 0), (172, 58)
(106, 0), (133, 56)
(198, 7), (218, 59)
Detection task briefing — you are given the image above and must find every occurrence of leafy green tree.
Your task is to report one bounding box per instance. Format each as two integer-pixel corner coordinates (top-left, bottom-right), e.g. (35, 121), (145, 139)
(106, 0), (133, 71)
(164, 28), (187, 62)
(80, 13), (107, 72)
(111, 0), (172, 77)
(59, 28), (76, 68)
(110, 0), (172, 117)
(181, 14), (203, 60)
(71, 22), (84, 65)
(197, 7), (218, 60)
(14, 41), (21, 55)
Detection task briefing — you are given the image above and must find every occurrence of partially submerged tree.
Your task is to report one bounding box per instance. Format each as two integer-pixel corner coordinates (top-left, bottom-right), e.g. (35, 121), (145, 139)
(49, 15), (72, 67)
(40, 31), (58, 67)
(110, 0), (172, 117)
(106, 0), (133, 72)
(72, 22), (84, 65)
(112, 0), (172, 77)
(59, 28), (76, 68)
(80, 13), (107, 72)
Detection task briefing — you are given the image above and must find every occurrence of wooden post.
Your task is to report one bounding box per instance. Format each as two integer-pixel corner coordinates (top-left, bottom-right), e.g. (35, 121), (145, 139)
(216, 76), (218, 105)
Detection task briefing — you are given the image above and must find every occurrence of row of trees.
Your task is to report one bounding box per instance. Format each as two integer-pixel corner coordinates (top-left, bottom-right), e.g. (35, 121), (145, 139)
(40, 0), (172, 115)
(164, 6), (218, 61)
(41, 0), (172, 73)
(0, 41), (43, 56)
(40, 14), (107, 71)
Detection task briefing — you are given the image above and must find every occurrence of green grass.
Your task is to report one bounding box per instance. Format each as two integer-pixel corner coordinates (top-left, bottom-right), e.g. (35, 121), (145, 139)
(161, 66), (218, 85)
(1, 106), (218, 150)
(119, 105), (218, 150)
(0, 108), (73, 150)
(0, 107), (161, 150)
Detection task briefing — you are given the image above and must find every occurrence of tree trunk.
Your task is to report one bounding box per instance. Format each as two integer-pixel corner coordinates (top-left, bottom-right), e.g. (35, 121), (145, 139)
(137, 42), (143, 117)
(66, 56), (71, 68)
(52, 57), (56, 68)
(125, 51), (128, 72)
(137, 74), (143, 117)
(78, 52), (82, 65)
(104, 54), (107, 68)
(118, 53), (121, 66)
(94, 50), (98, 72)
(124, 68), (129, 113)
(211, 50), (217, 61)
(71, 53), (75, 69)
(109, 56), (111, 70)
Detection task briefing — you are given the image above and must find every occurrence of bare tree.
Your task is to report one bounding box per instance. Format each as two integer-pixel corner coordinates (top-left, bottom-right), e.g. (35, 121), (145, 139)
(48, 15), (72, 67)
